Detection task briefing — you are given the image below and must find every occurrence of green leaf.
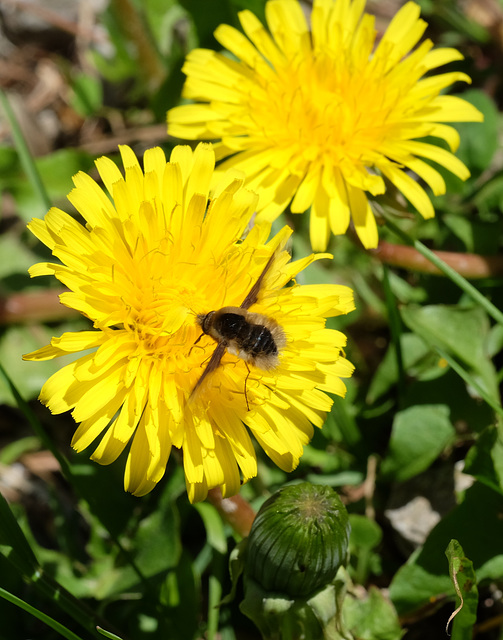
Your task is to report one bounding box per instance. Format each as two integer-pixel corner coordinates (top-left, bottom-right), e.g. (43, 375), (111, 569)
(400, 304), (499, 404)
(179, 0), (239, 47)
(383, 217), (503, 330)
(69, 460), (139, 540)
(349, 515), (382, 551)
(144, 0), (195, 55)
(442, 214), (476, 253)
(70, 73), (103, 117)
(464, 426), (503, 495)
(486, 323), (503, 359)
(401, 370), (494, 436)
(0, 436), (40, 465)
(451, 90), (499, 175)
(230, 0), (267, 21)
(367, 333), (444, 404)
(194, 502), (228, 554)
(0, 91), (51, 212)
(445, 540), (478, 640)
(0, 235), (38, 280)
(160, 550), (199, 640)
(472, 171), (503, 218)
(96, 628), (124, 640)
(381, 405), (455, 481)
(0, 492), (40, 577)
(134, 501), (182, 573)
(343, 586), (404, 640)
(349, 515), (383, 585)
(7, 149), (95, 223)
(0, 326), (66, 405)
(442, 212), (503, 255)
(390, 482), (503, 615)
(0, 586), (85, 640)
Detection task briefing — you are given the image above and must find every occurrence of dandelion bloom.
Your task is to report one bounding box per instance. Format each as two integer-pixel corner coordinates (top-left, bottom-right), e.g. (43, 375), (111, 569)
(167, 0), (483, 251)
(23, 144), (354, 502)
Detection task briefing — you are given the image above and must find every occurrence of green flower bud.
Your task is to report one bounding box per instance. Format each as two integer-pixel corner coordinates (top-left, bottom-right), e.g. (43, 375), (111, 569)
(245, 483), (350, 598)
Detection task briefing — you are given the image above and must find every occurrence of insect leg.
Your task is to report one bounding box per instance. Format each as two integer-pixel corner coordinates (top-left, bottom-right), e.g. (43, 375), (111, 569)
(188, 331), (205, 357)
(244, 362), (251, 412)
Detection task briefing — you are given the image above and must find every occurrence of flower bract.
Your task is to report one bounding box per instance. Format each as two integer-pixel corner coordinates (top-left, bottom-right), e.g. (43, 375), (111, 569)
(167, 0), (483, 250)
(24, 143), (354, 502)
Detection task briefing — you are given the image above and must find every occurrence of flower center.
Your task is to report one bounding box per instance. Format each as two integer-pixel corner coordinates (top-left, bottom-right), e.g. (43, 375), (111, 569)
(249, 51), (407, 168)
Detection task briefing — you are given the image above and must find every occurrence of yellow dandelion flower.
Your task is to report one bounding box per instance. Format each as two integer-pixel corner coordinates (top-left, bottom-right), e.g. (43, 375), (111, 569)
(23, 143), (355, 503)
(167, 0), (483, 251)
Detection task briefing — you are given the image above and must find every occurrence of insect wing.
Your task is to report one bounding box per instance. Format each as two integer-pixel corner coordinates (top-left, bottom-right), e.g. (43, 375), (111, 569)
(240, 252), (275, 310)
(191, 342), (227, 400)
(191, 251), (276, 402)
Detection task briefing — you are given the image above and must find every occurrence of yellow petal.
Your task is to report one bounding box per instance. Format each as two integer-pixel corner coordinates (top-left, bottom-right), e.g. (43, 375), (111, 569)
(348, 187), (378, 249)
(382, 165), (434, 219)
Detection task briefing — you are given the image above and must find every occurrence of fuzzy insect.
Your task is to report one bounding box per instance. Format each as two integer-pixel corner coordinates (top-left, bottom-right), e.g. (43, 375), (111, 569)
(191, 253), (286, 406)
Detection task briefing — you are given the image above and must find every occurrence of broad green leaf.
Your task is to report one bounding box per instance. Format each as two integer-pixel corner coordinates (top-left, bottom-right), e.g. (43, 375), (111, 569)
(0, 326), (65, 405)
(400, 304), (499, 404)
(343, 586), (404, 640)
(70, 73), (103, 117)
(307, 471), (364, 487)
(144, 0), (195, 54)
(443, 213), (502, 255)
(390, 482), (503, 615)
(349, 515), (382, 551)
(445, 540), (478, 640)
(135, 501), (182, 573)
(473, 171), (503, 218)
(0, 235), (37, 280)
(451, 90), (499, 174)
(442, 214), (477, 253)
(367, 333), (444, 404)
(388, 270), (427, 304)
(401, 370), (494, 436)
(349, 515), (383, 584)
(464, 426), (503, 495)
(302, 444), (354, 476)
(486, 323), (503, 359)
(381, 405), (455, 481)
(194, 502), (228, 554)
(7, 149), (95, 222)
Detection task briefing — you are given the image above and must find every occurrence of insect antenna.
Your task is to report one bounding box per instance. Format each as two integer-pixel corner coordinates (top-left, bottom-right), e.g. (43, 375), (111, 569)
(240, 251), (276, 309)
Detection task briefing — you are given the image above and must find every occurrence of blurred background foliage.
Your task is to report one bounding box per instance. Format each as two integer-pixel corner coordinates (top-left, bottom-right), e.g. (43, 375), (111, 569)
(0, 0), (503, 638)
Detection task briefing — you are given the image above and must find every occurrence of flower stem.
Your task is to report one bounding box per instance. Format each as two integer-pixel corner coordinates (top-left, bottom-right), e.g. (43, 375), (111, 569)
(0, 289), (74, 324)
(206, 488), (256, 538)
(373, 240), (503, 279)
(435, 346), (503, 418)
(0, 90), (51, 212)
(382, 216), (503, 327)
(381, 264), (406, 406)
(109, 0), (165, 91)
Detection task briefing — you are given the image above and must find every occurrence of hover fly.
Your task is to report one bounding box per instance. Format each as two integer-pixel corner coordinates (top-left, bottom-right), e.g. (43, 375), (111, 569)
(191, 252), (286, 407)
